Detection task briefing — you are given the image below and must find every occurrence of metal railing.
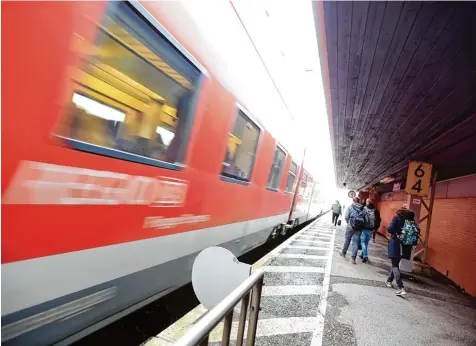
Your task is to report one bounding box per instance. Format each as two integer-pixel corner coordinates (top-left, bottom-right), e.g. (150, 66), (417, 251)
(174, 270), (264, 346)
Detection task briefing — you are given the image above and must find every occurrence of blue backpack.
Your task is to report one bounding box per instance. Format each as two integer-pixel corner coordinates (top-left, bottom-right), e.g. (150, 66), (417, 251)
(401, 220), (420, 246)
(349, 206), (368, 230)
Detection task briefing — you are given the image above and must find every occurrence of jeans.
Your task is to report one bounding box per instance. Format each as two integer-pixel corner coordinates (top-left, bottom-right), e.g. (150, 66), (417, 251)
(387, 258), (404, 288)
(361, 229), (372, 258)
(332, 213), (339, 226)
(343, 229), (362, 259)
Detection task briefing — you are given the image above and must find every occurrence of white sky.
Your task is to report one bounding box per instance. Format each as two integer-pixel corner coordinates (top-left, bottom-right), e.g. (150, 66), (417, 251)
(173, 0), (337, 199)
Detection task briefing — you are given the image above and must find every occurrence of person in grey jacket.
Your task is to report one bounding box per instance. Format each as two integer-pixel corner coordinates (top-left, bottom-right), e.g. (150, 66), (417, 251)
(341, 197), (364, 264)
(331, 200), (342, 226)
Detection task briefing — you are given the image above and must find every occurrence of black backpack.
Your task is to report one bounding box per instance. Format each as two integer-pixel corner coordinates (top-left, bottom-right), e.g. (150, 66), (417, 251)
(349, 206), (368, 230)
(365, 208), (376, 229)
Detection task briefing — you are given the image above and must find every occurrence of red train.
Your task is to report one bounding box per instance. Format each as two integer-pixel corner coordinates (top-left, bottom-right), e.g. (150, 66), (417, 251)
(1, 2), (325, 344)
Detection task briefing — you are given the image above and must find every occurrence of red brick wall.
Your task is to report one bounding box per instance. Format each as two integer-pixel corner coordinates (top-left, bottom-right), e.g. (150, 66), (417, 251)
(358, 191), (369, 201)
(421, 198), (476, 296)
(377, 174), (476, 296)
(376, 190), (405, 236)
(377, 201), (402, 236)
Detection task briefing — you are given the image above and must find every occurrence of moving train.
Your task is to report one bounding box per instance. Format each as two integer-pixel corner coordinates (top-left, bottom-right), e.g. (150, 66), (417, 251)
(2, 1), (325, 344)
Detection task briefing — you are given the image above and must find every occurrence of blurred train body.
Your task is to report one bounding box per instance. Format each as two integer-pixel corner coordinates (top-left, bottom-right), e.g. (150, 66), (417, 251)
(1, 2), (324, 344)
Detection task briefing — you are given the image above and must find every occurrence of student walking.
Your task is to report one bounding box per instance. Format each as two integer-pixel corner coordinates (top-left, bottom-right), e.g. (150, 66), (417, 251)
(331, 200), (342, 227)
(385, 207), (415, 296)
(360, 199), (381, 263)
(341, 197), (367, 264)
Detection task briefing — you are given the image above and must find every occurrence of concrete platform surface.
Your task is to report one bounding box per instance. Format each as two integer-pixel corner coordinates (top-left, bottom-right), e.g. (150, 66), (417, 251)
(144, 217), (476, 346)
(325, 218), (476, 346)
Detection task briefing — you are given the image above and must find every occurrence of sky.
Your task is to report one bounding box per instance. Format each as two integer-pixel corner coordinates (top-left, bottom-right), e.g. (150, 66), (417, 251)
(232, 0), (337, 196)
(176, 0), (337, 200)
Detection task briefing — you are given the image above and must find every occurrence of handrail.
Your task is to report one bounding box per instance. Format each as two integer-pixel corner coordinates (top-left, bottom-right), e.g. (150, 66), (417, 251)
(174, 270), (264, 346)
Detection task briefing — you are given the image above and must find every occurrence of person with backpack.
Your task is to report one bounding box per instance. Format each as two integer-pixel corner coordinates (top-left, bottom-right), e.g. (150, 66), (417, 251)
(331, 200), (342, 227)
(341, 197), (367, 264)
(360, 199), (381, 263)
(385, 207), (419, 296)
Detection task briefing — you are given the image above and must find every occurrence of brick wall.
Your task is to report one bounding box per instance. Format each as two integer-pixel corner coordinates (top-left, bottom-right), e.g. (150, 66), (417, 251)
(421, 198), (476, 295)
(377, 201), (402, 236)
(376, 174), (476, 296)
(376, 190), (405, 236)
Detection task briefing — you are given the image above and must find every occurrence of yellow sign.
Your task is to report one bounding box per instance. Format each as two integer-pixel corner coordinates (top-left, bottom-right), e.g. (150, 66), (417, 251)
(405, 161), (432, 197)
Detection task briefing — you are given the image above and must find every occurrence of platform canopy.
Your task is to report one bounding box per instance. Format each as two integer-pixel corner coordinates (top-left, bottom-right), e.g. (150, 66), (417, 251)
(314, 1), (476, 190)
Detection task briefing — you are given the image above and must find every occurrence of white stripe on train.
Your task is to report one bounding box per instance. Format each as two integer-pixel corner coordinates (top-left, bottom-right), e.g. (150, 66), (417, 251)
(2, 287), (118, 342)
(2, 213), (288, 316)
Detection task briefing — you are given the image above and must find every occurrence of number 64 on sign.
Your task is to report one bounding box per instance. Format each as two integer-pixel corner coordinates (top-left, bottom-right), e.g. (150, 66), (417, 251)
(405, 161), (433, 197)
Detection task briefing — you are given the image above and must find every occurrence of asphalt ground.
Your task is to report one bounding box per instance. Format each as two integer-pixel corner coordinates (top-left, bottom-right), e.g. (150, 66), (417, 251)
(324, 218), (476, 346)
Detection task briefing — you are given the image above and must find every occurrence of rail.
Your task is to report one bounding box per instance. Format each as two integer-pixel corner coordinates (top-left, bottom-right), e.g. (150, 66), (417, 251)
(174, 270), (264, 346)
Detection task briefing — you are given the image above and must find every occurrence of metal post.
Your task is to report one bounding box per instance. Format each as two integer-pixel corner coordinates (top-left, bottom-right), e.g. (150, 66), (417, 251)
(245, 277), (263, 346)
(289, 147), (307, 221)
(174, 270), (264, 346)
(222, 310), (233, 346)
(422, 169), (437, 263)
(236, 293), (250, 346)
(198, 335), (209, 346)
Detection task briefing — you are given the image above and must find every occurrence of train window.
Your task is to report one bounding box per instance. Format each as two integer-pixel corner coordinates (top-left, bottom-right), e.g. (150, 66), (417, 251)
(312, 184), (320, 202)
(267, 146), (286, 190)
(221, 109), (260, 182)
(304, 177), (314, 199)
(285, 161), (298, 193)
(299, 172), (308, 197)
(55, 2), (202, 168)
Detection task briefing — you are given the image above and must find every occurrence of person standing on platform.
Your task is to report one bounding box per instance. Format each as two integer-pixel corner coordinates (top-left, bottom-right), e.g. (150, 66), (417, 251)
(360, 199), (380, 263)
(385, 207), (415, 296)
(341, 197), (366, 264)
(331, 200), (342, 227)
(371, 200), (381, 243)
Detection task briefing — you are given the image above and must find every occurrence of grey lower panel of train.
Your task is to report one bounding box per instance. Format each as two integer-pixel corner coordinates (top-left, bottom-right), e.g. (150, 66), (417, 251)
(2, 226), (275, 345)
(2, 209), (324, 345)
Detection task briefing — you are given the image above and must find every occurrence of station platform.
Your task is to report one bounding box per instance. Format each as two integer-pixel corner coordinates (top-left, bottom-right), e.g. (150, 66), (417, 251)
(326, 219), (476, 346)
(144, 218), (476, 346)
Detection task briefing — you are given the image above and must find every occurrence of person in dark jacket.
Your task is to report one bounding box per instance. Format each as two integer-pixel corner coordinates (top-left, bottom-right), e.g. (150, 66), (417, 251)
(331, 200), (342, 227)
(385, 207), (415, 296)
(341, 197), (364, 264)
(372, 203), (381, 243)
(360, 198), (380, 263)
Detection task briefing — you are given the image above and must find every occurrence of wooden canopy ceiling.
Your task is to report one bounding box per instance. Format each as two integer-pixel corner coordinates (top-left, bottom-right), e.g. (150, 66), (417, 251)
(314, 1), (476, 189)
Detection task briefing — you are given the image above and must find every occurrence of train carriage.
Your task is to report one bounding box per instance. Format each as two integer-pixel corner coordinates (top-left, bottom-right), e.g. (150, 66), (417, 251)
(1, 1), (323, 344)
